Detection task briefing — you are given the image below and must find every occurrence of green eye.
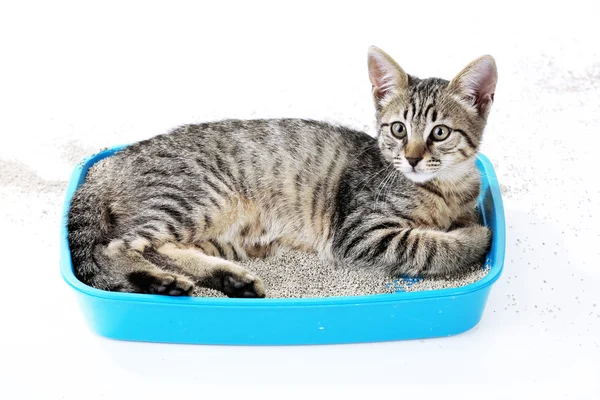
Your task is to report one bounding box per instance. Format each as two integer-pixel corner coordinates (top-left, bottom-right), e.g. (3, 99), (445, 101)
(390, 122), (407, 139)
(431, 125), (451, 141)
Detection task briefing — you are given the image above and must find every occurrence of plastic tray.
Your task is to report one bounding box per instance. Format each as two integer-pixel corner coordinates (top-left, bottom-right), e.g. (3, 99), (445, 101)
(60, 146), (505, 345)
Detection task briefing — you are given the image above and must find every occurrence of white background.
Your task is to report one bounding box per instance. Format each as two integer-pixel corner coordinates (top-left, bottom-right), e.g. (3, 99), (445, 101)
(1, 1), (599, 398)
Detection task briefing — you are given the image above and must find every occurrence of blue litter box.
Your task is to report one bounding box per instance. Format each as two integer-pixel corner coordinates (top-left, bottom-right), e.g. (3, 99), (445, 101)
(60, 146), (505, 345)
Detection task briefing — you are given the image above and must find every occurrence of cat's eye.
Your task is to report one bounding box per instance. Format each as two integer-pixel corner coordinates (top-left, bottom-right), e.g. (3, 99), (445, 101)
(390, 122), (407, 139)
(430, 125), (451, 141)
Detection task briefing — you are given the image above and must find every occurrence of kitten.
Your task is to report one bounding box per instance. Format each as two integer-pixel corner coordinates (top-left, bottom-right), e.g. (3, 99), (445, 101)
(68, 46), (497, 298)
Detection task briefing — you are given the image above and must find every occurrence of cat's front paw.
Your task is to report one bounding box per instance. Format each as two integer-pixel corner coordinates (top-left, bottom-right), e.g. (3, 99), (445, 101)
(449, 209), (481, 230)
(463, 225), (492, 255)
(222, 272), (266, 298)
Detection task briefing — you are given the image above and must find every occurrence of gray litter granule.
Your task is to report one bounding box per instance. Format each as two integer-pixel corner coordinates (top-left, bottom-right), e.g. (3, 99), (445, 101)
(193, 287), (228, 298)
(192, 250), (490, 298)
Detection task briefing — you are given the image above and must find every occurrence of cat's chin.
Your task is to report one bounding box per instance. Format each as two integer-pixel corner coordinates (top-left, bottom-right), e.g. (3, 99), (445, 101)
(402, 170), (437, 183)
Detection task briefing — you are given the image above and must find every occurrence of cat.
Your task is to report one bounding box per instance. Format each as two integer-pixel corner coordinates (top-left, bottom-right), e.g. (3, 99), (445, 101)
(68, 46), (497, 298)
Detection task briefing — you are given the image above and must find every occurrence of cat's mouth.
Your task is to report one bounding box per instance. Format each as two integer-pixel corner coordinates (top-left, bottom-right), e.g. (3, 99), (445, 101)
(392, 157), (440, 183)
(402, 169), (437, 183)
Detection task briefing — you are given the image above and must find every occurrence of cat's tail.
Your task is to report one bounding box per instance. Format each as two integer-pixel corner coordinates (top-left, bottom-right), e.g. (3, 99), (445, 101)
(67, 185), (112, 288)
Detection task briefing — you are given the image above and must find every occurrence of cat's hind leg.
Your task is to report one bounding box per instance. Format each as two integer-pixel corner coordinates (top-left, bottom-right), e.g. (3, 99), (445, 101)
(156, 243), (265, 298)
(196, 239), (281, 260)
(96, 239), (195, 296)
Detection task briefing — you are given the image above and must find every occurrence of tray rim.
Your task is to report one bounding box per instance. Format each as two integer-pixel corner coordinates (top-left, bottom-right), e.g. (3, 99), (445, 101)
(60, 145), (505, 307)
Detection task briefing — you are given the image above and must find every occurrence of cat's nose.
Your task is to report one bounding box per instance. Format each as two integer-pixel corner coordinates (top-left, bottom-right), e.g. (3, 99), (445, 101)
(406, 157), (423, 167)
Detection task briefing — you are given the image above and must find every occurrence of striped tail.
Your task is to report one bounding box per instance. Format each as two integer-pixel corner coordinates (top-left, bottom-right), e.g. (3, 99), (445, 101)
(67, 186), (111, 287)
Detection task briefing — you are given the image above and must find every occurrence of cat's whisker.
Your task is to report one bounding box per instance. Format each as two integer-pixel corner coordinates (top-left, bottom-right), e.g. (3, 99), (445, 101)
(383, 169), (400, 203)
(356, 165), (388, 191)
(374, 165), (396, 204)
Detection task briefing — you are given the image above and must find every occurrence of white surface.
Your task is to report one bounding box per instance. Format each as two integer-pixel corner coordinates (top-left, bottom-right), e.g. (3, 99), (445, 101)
(1, 1), (599, 398)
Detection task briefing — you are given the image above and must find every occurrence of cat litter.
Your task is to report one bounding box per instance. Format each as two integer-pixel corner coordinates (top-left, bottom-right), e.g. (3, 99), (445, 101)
(193, 251), (491, 298)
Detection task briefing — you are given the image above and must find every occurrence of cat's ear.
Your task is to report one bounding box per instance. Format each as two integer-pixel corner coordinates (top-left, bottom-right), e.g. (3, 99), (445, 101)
(449, 55), (497, 118)
(367, 46), (409, 108)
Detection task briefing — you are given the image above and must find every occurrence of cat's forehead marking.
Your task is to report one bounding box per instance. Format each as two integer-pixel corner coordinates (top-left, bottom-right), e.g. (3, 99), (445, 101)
(380, 78), (448, 126)
(408, 78), (446, 122)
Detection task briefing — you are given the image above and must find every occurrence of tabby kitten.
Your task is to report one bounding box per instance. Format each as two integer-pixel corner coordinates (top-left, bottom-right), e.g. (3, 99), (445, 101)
(68, 46), (497, 298)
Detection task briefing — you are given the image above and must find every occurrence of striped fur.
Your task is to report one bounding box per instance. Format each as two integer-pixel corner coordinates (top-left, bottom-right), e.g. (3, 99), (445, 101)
(68, 47), (497, 297)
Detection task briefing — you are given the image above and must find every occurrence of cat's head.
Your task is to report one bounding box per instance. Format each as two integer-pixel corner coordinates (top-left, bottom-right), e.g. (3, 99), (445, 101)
(367, 46), (497, 183)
